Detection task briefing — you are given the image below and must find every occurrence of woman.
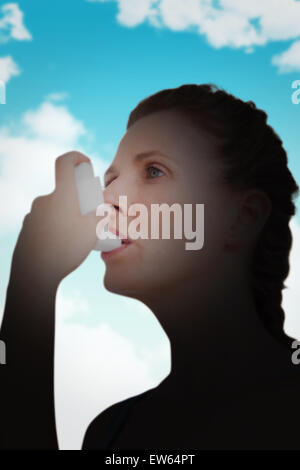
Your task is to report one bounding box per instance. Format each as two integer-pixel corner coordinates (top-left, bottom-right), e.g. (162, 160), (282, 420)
(1, 83), (300, 450)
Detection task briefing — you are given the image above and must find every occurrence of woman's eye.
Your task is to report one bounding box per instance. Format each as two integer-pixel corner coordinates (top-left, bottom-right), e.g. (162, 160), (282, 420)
(104, 166), (164, 188)
(146, 166), (164, 180)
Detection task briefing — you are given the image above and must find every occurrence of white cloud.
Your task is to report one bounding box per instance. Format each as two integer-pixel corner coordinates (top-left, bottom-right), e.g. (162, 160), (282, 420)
(87, 0), (300, 72)
(0, 3), (32, 42)
(272, 40), (300, 74)
(45, 92), (69, 103)
(87, 0), (160, 26)
(56, 289), (91, 323)
(55, 289), (169, 450)
(0, 99), (88, 233)
(116, 0), (158, 28)
(23, 102), (86, 144)
(0, 55), (20, 83)
(0, 4), (31, 86)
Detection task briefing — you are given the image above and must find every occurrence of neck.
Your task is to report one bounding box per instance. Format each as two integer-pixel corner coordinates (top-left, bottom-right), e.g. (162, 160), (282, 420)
(141, 267), (286, 398)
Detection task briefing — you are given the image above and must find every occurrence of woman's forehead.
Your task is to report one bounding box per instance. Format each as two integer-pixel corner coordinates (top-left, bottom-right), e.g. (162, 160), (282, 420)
(120, 109), (220, 166)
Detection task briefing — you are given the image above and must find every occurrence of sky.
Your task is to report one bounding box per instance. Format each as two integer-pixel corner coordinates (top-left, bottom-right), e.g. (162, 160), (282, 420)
(0, 0), (300, 449)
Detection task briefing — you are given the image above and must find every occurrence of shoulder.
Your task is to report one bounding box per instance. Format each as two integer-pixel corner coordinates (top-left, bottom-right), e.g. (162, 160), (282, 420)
(206, 375), (300, 449)
(82, 390), (152, 450)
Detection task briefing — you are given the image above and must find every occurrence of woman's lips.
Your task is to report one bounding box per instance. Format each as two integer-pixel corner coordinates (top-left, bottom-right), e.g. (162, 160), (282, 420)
(101, 226), (132, 259)
(101, 242), (131, 260)
(108, 226), (132, 244)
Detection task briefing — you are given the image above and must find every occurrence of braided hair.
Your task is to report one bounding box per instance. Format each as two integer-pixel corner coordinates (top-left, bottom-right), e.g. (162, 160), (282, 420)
(127, 83), (299, 348)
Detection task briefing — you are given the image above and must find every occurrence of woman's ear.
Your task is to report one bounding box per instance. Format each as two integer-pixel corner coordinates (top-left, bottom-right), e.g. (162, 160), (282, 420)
(225, 189), (272, 250)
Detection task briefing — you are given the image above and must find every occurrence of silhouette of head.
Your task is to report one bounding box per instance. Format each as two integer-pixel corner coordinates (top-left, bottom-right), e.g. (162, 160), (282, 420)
(102, 84), (299, 346)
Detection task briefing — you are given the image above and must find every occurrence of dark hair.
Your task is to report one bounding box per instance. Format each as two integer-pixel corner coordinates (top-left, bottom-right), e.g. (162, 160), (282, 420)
(126, 83), (299, 348)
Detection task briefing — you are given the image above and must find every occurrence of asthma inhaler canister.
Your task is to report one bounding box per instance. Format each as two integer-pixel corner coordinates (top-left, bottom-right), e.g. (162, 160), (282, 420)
(74, 162), (122, 252)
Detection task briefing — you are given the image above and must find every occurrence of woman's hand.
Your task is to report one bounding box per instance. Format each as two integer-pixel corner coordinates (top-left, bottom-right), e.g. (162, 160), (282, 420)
(10, 151), (101, 285)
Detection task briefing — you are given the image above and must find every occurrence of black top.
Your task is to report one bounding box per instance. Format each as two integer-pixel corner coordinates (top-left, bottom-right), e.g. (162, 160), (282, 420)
(82, 374), (300, 450)
(82, 389), (152, 450)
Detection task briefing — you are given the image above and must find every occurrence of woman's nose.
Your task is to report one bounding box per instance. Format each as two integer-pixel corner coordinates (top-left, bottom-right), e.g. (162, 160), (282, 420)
(103, 181), (129, 217)
(103, 188), (122, 216)
(103, 182), (119, 207)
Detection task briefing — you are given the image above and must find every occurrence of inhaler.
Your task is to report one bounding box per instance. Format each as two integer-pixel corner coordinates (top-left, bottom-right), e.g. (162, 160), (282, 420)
(74, 162), (122, 252)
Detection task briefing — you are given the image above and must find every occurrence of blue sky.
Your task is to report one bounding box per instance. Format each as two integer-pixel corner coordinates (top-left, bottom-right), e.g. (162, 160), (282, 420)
(2, 0), (300, 183)
(1, 0), (300, 449)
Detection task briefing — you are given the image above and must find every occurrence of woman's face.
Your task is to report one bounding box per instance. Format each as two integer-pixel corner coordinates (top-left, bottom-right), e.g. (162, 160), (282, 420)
(102, 109), (237, 302)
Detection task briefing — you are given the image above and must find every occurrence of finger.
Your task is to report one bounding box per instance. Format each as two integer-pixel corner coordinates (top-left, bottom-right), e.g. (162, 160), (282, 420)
(22, 212), (32, 228)
(55, 151), (91, 190)
(30, 194), (49, 213)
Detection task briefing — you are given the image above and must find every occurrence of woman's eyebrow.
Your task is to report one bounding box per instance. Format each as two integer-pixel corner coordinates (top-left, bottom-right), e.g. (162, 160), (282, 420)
(104, 150), (173, 180)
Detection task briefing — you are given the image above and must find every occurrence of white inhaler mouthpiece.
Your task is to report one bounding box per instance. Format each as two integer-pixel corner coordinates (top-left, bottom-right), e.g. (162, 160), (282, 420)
(74, 162), (122, 252)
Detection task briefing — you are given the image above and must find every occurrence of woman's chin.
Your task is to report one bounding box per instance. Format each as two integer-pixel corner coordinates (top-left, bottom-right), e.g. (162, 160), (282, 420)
(103, 273), (159, 303)
(103, 273), (139, 298)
